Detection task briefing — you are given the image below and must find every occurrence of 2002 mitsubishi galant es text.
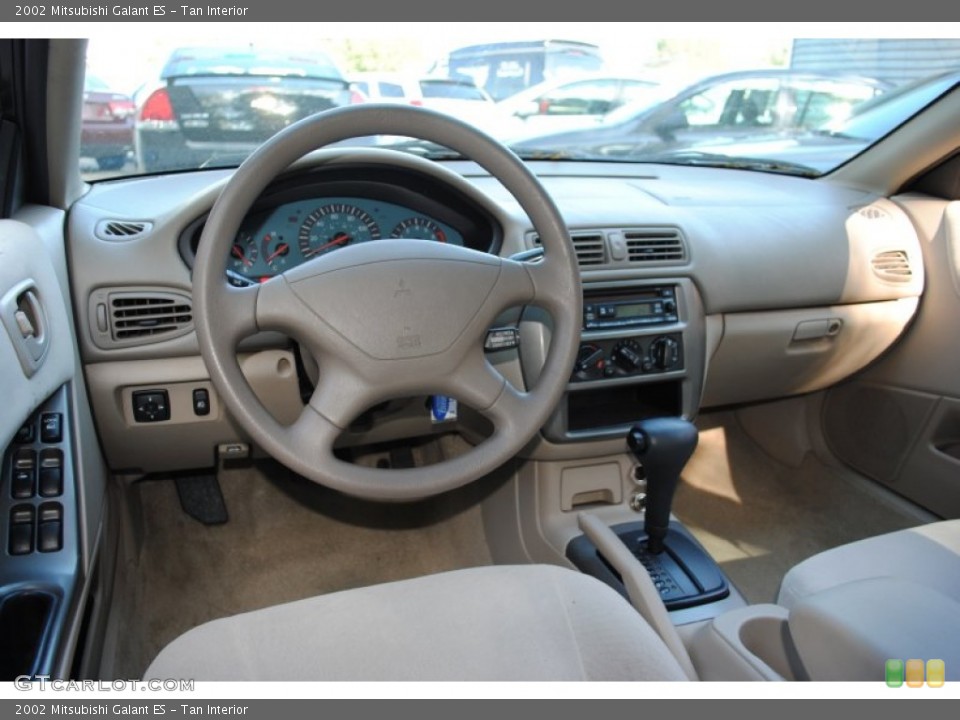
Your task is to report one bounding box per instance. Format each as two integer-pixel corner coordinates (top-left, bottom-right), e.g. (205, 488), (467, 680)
(1, 33), (959, 686)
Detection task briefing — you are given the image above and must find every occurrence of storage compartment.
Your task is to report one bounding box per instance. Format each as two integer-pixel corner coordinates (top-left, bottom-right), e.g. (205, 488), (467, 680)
(0, 590), (57, 679)
(567, 380), (681, 433)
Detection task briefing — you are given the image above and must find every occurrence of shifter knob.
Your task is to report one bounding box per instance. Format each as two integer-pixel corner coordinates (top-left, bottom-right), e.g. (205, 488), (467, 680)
(628, 417), (698, 554)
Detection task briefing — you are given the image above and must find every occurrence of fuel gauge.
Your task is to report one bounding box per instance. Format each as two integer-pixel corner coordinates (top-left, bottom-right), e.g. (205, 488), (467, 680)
(390, 217), (447, 243)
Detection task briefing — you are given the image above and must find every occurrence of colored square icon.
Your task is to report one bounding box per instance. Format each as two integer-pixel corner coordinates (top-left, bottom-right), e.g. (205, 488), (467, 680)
(885, 659), (904, 687)
(906, 659), (925, 687)
(927, 659), (945, 688)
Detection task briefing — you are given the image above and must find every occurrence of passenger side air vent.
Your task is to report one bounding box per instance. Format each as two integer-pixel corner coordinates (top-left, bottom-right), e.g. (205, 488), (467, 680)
(571, 233), (606, 267)
(625, 228), (687, 264)
(871, 250), (913, 283)
(94, 219), (153, 242)
(87, 288), (194, 349)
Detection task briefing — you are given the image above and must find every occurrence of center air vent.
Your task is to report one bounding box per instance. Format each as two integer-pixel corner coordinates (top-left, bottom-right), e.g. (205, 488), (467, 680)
(571, 233), (606, 267)
(871, 250), (913, 283)
(88, 288), (193, 349)
(94, 219), (153, 241)
(625, 228), (687, 263)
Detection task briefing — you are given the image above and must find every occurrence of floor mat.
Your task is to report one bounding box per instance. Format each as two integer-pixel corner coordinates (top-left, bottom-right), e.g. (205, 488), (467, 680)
(673, 412), (921, 604)
(110, 461), (493, 676)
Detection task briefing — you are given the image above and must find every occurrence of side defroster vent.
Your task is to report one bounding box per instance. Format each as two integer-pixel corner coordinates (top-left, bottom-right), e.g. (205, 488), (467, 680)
(88, 288), (194, 349)
(871, 250), (913, 283)
(94, 219), (153, 241)
(625, 228), (687, 264)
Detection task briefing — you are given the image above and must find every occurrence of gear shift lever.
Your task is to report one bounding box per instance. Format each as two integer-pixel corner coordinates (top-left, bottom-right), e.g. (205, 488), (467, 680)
(627, 417), (699, 554)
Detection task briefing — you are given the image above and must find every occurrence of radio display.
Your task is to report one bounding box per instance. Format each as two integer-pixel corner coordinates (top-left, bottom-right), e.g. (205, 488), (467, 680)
(617, 302), (658, 318)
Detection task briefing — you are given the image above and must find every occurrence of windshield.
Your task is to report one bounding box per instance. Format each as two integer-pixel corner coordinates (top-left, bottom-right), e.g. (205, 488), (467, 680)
(81, 30), (960, 181)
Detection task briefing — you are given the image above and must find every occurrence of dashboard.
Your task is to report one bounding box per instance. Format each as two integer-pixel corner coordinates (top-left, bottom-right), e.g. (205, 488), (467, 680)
(226, 196), (465, 283)
(66, 150), (925, 473)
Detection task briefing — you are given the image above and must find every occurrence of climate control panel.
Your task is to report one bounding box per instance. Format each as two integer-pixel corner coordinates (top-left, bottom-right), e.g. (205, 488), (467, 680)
(572, 333), (684, 383)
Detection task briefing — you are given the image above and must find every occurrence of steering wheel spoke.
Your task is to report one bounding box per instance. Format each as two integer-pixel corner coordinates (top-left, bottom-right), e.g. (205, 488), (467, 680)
(304, 359), (376, 431)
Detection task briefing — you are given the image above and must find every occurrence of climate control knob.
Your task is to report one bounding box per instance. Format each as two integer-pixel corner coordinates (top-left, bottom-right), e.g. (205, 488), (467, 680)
(612, 340), (645, 373)
(650, 336), (680, 371)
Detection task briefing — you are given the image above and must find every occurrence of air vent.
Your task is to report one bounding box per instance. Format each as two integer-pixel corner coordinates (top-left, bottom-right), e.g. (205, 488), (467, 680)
(527, 231), (606, 268)
(625, 228), (687, 264)
(95, 219), (153, 242)
(571, 233), (606, 267)
(871, 250), (913, 283)
(110, 293), (192, 341)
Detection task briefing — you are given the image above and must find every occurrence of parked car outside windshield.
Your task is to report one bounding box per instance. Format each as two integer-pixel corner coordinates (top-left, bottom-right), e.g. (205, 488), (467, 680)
(135, 46), (355, 173)
(497, 75), (661, 134)
(81, 73), (135, 171)
(81, 34), (960, 181)
(509, 69), (891, 161)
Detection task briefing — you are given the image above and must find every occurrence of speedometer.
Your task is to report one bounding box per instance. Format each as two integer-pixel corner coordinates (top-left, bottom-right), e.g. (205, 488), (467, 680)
(297, 203), (381, 259)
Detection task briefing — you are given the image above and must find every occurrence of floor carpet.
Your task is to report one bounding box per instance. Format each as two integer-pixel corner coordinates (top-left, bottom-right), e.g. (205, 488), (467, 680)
(109, 461), (493, 676)
(674, 411), (923, 604)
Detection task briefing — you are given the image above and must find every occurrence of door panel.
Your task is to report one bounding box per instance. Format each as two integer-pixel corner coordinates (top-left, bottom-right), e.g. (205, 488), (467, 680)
(0, 211), (108, 678)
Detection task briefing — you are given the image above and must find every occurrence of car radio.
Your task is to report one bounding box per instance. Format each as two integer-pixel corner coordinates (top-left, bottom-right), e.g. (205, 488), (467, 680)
(583, 286), (678, 330)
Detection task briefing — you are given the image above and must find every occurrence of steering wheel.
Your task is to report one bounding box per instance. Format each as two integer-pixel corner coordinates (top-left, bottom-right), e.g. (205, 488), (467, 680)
(193, 105), (582, 501)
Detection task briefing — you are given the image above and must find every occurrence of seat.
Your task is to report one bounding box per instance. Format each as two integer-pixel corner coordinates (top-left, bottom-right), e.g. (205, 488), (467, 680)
(144, 564), (690, 681)
(777, 520), (960, 681)
(778, 520), (960, 609)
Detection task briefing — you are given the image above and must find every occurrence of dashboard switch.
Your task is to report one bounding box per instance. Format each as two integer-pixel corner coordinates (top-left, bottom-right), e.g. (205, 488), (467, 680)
(132, 390), (171, 423)
(193, 388), (211, 417)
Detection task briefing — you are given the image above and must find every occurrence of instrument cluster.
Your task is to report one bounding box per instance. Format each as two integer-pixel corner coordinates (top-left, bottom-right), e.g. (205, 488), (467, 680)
(228, 196), (465, 282)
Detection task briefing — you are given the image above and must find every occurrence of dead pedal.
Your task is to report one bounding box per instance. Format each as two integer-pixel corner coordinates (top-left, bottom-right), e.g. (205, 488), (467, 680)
(175, 474), (228, 525)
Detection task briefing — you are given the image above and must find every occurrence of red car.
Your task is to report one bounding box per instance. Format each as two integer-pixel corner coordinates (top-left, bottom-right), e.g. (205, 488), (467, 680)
(81, 73), (134, 170)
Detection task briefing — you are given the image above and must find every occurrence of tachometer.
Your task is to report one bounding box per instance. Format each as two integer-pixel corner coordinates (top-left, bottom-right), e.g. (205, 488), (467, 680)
(298, 203), (381, 258)
(390, 217), (447, 243)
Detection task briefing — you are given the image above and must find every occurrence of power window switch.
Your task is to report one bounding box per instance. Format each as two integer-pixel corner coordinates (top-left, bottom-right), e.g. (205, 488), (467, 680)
(12, 467), (35, 499)
(39, 466), (63, 497)
(37, 503), (63, 553)
(40, 413), (63, 443)
(37, 522), (62, 553)
(9, 524), (34, 555)
(9, 505), (35, 555)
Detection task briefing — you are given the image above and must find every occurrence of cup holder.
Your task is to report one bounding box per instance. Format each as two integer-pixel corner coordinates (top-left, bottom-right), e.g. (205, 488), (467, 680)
(0, 590), (57, 680)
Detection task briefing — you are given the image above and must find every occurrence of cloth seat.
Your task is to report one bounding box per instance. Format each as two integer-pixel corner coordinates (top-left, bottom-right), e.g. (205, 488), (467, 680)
(145, 564), (689, 681)
(778, 520), (960, 609)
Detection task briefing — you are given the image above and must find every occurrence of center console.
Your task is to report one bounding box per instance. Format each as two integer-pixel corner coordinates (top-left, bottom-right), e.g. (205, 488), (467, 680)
(527, 278), (707, 443)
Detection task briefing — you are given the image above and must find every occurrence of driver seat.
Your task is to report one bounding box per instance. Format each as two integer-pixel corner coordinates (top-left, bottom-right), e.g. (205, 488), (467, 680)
(144, 564), (691, 681)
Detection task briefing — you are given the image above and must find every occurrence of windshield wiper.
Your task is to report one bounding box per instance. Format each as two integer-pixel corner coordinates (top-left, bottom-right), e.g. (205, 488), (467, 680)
(637, 151), (821, 178)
